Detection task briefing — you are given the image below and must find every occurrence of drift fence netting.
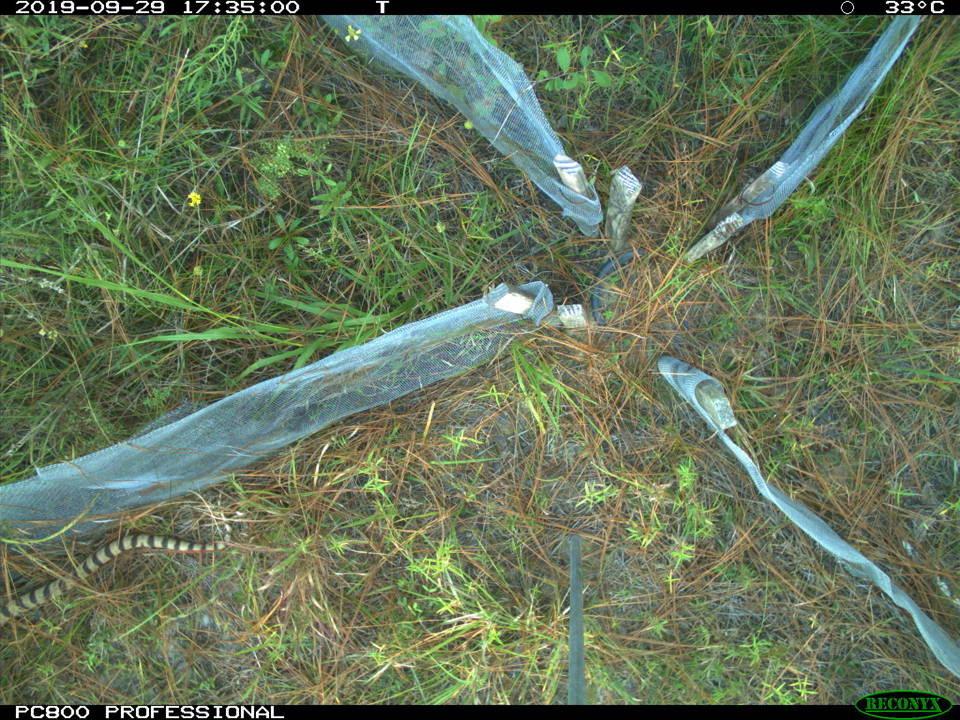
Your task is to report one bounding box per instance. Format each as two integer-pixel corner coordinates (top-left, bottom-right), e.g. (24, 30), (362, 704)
(0, 283), (553, 541)
(321, 15), (603, 236)
(684, 15), (922, 261)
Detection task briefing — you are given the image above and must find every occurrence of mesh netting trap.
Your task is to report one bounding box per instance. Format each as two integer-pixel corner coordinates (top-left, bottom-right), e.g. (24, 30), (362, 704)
(0, 282), (555, 539)
(1, 15), (958, 702)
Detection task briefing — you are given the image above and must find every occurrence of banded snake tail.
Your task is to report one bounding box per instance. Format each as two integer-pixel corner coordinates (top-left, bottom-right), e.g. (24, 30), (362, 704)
(1, 534), (225, 625)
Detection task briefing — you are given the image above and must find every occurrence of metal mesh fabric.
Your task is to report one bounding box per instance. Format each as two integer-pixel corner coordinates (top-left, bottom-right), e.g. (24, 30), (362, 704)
(322, 15), (602, 236)
(685, 16), (922, 261)
(0, 283), (553, 541)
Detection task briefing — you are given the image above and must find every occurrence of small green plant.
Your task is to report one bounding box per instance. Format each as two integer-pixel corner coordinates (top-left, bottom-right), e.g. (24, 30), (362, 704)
(887, 477), (921, 505)
(407, 537), (457, 584)
(143, 385), (175, 411)
(326, 534), (358, 558)
(251, 104), (342, 203)
(578, 480), (619, 507)
(538, 43), (613, 94)
(668, 540), (696, 569)
(267, 212), (312, 266)
(537, 41), (615, 126)
(925, 259), (950, 281)
(443, 430), (481, 458)
(310, 166), (352, 221)
(626, 517), (662, 548)
(761, 677), (819, 704)
(727, 632), (774, 666)
(673, 459), (717, 539)
(472, 15), (503, 45)
(359, 452), (389, 499)
(788, 193), (833, 225)
(254, 140), (294, 200)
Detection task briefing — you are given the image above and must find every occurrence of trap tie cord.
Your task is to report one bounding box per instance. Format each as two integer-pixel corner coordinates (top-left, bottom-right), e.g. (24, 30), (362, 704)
(684, 16), (922, 262)
(657, 355), (960, 680)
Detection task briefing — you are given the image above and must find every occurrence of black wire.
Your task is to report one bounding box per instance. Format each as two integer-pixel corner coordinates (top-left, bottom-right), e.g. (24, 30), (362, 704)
(588, 248), (645, 327)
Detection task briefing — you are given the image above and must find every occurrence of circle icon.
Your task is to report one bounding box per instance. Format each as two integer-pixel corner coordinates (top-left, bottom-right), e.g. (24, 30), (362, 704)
(840, 0), (855, 12)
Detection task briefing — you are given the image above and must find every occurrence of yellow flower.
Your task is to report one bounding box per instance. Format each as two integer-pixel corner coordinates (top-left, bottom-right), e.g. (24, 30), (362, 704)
(187, 192), (202, 208)
(344, 25), (361, 42)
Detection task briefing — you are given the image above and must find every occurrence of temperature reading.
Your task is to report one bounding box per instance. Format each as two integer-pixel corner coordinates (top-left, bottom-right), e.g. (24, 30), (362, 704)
(886, 0), (946, 11)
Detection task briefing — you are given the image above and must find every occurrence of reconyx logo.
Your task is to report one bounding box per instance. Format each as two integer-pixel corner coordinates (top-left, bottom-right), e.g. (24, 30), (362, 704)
(855, 691), (953, 720)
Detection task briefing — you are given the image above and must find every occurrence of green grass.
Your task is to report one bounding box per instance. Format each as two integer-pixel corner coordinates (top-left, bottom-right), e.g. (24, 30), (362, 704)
(1, 15), (959, 704)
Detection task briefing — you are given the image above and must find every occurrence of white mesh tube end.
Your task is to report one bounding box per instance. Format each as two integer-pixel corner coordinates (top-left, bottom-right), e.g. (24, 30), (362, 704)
(548, 304), (587, 329)
(694, 380), (738, 430)
(740, 161), (791, 204)
(491, 286), (536, 314)
(611, 166), (642, 197)
(483, 282), (554, 324)
(606, 166), (643, 250)
(769, 160), (789, 179)
(553, 153), (590, 196)
(684, 212), (746, 262)
(657, 355), (737, 434)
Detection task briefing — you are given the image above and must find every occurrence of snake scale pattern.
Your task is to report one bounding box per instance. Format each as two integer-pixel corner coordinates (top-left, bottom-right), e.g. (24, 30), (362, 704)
(0, 534), (224, 625)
